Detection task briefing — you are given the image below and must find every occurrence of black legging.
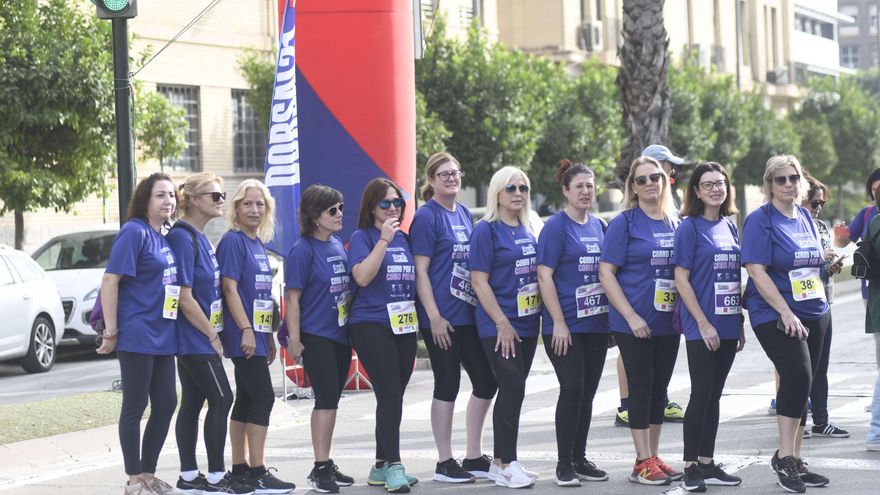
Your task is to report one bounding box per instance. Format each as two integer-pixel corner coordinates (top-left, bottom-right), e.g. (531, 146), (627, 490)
(117, 351), (178, 475)
(481, 336), (538, 464)
(754, 313), (829, 425)
(810, 315), (833, 425)
(176, 354), (234, 473)
(544, 333), (607, 464)
(683, 339), (737, 461)
(230, 357), (275, 427)
(614, 333), (680, 429)
(301, 332), (351, 410)
(349, 322), (418, 463)
(420, 324), (497, 402)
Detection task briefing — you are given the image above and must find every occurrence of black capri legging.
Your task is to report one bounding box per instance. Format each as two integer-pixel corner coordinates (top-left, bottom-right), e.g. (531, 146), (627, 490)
(683, 339), (737, 462)
(230, 356), (275, 427)
(176, 354), (234, 473)
(301, 332), (351, 410)
(349, 322), (418, 464)
(614, 333), (680, 429)
(481, 336), (538, 464)
(420, 324), (497, 402)
(753, 312), (829, 425)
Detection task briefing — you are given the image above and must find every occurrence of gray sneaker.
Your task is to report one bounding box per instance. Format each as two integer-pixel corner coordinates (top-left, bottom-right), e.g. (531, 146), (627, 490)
(146, 477), (181, 494)
(124, 481), (156, 495)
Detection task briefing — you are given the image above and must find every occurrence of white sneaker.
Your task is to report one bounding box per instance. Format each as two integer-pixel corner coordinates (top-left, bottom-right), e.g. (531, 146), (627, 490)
(494, 462), (535, 489)
(487, 461), (501, 481)
(510, 461), (539, 480)
(868, 443), (880, 452)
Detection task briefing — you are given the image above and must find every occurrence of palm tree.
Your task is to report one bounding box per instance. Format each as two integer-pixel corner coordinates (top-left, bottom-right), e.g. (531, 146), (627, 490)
(616, 0), (671, 185)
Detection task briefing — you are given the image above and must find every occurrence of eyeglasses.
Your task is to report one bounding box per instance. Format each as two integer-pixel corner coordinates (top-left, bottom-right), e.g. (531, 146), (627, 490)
(772, 174), (801, 186)
(504, 184), (530, 194)
(700, 180), (727, 191)
(200, 192), (226, 203)
(633, 173), (663, 186)
(379, 198), (404, 210)
(325, 203), (344, 216)
(435, 170), (465, 181)
(810, 200), (826, 209)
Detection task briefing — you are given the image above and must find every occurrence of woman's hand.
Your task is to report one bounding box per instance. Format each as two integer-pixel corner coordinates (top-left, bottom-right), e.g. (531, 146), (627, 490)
(210, 335), (223, 357)
(267, 337), (277, 365)
(241, 328), (256, 358)
(551, 322), (572, 356)
(698, 320), (721, 351)
(780, 312), (808, 340)
(380, 218), (400, 243)
(430, 315), (455, 351)
(626, 314), (651, 339)
(737, 325), (746, 352)
(494, 318), (521, 359)
(96, 331), (117, 355)
(287, 339), (305, 362)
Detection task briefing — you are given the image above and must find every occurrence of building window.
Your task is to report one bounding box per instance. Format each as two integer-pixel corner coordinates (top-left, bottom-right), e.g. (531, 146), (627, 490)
(872, 44), (880, 68)
(232, 90), (267, 173)
(840, 5), (859, 36)
(871, 5), (878, 35)
(841, 45), (860, 68)
(157, 85), (200, 171)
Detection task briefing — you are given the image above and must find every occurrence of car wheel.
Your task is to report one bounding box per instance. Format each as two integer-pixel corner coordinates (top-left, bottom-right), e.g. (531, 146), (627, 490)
(20, 316), (56, 373)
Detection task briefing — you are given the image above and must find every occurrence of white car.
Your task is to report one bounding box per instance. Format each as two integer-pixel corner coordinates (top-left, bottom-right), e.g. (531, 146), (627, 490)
(0, 246), (65, 373)
(32, 227), (118, 347)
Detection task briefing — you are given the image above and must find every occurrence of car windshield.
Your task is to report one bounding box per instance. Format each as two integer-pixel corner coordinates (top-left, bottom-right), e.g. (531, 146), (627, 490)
(32, 232), (116, 271)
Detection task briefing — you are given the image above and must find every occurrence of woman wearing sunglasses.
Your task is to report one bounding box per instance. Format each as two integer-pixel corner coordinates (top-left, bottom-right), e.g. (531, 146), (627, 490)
(216, 179), (295, 493)
(469, 166), (541, 489)
(281, 184), (355, 493)
(168, 173), (252, 494)
(672, 163), (744, 492)
(742, 155), (830, 493)
(410, 153), (496, 484)
(598, 156), (681, 486)
(536, 160), (609, 487)
(348, 178), (419, 493)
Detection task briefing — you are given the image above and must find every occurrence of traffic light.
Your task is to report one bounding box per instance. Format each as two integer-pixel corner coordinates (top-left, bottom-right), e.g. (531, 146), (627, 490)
(95, 0), (137, 19)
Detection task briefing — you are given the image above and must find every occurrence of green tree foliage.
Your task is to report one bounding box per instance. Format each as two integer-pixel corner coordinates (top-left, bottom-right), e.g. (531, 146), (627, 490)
(0, 0), (115, 249)
(237, 48), (275, 133)
(415, 89), (452, 183)
(735, 91), (800, 187)
(134, 84), (187, 170)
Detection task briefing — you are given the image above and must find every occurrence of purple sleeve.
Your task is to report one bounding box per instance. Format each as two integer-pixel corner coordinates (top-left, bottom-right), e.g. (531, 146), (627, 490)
(468, 221), (494, 273)
(105, 222), (142, 277)
(741, 208), (772, 266)
(536, 215), (564, 269)
(672, 217), (697, 270)
(600, 213), (629, 267)
(166, 229), (195, 287)
(284, 242), (311, 290)
(216, 233), (244, 281)
(347, 230), (372, 267)
(849, 207), (868, 243)
(409, 206), (437, 257)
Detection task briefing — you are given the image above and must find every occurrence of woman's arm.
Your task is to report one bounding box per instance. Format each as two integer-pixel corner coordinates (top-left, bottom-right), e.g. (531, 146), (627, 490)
(222, 276), (256, 358)
(744, 263), (807, 338)
(471, 270), (519, 358)
(599, 262), (650, 338)
(537, 264), (571, 355)
(96, 273), (122, 354)
(284, 288), (304, 360)
(674, 266), (719, 351)
(414, 255), (455, 350)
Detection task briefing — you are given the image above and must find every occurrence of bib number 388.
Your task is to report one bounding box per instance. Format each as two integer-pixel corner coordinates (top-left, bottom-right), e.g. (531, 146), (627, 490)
(788, 267), (825, 301)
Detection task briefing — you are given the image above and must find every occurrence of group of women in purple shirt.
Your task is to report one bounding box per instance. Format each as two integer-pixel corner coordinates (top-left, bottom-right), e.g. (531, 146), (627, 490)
(100, 149), (840, 495)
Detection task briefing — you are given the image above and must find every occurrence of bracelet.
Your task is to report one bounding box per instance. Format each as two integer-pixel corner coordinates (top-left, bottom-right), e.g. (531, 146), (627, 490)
(495, 318), (506, 328)
(102, 333), (117, 340)
(241, 326), (254, 332)
(377, 237), (390, 245)
(210, 334), (220, 342)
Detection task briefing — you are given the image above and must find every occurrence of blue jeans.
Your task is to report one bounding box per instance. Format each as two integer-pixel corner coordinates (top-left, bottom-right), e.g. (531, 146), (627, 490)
(869, 370), (880, 445)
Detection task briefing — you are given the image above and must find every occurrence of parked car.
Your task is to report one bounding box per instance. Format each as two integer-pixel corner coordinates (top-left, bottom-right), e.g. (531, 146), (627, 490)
(0, 246), (65, 373)
(31, 227), (118, 347)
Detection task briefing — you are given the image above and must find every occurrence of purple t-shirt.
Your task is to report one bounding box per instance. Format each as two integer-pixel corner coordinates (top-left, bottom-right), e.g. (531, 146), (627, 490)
(216, 230), (273, 358)
(409, 199), (476, 327)
(537, 211), (609, 335)
(600, 208), (677, 336)
(105, 218), (178, 355)
(284, 235), (351, 346)
(742, 204), (829, 326)
(469, 220), (541, 339)
(167, 221), (221, 355)
(348, 228), (416, 326)
(849, 206), (878, 299)
(672, 216), (742, 341)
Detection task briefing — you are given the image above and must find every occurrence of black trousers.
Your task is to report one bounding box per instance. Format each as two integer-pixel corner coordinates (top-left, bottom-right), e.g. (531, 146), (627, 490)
(420, 324), (497, 402)
(230, 356), (275, 427)
(809, 314), (833, 425)
(176, 354), (234, 473)
(682, 340), (737, 461)
(301, 332), (351, 410)
(614, 333), (680, 429)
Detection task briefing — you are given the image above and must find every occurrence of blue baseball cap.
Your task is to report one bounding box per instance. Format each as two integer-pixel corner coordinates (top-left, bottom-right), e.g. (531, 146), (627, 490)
(642, 144), (684, 165)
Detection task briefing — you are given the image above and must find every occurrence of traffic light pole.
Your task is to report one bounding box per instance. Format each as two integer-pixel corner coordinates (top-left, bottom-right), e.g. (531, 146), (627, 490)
(111, 18), (134, 226)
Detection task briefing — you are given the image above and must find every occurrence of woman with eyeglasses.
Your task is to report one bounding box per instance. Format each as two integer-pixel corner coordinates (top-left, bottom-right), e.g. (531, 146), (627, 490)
(282, 184), (355, 493)
(168, 173), (251, 494)
(469, 166), (541, 489)
(536, 160), (610, 487)
(410, 153), (496, 484)
(672, 163), (744, 492)
(742, 155), (830, 493)
(598, 156), (681, 486)
(217, 179), (295, 493)
(348, 178), (419, 493)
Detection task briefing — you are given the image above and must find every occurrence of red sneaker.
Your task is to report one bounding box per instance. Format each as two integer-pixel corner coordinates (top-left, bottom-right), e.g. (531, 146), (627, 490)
(653, 456), (683, 481)
(629, 458), (671, 485)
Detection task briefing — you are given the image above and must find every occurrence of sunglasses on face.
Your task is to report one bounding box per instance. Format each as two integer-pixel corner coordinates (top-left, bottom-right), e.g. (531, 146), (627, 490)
(772, 174), (801, 186)
(325, 203), (344, 216)
(633, 173), (663, 186)
(379, 198), (404, 210)
(810, 200), (826, 209)
(435, 170), (465, 181)
(700, 180), (727, 191)
(504, 184), (529, 194)
(200, 192), (226, 203)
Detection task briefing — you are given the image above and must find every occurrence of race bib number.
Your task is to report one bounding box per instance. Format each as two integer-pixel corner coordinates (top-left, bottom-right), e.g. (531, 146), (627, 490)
(576, 283), (608, 318)
(336, 290), (351, 327)
(789, 267), (825, 302)
(653, 278), (677, 312)
(713, 281), (742, 315)
(252, 299), (274, 333)
(387, 300), (418, 334)
(450, 264), (477, 306)
(209, 299), (223, 332)
(163, 285), (180, 320)
(517, 282), (541, 317)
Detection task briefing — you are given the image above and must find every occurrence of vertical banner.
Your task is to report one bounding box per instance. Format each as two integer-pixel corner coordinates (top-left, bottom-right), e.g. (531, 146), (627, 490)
(263, 0), (299, 256)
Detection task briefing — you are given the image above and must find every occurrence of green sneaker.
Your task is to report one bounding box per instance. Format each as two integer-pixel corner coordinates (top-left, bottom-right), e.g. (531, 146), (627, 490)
(368, 462), (419, 487)
(664, 401), (685, 422)
(614, 408), (629, 427)
(385, 464), (411, 493)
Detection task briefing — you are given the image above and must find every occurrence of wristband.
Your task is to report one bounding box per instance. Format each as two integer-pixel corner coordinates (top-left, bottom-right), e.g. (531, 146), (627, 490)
(210, 334), (219, 342)
(378, 237), (390, 245)
(241, 326), (254, 332)
(102, 333), (117, 340)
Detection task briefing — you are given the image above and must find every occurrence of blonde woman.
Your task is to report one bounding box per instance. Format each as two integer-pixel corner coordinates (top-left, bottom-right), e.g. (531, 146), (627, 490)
(598, 157), (681, 485)
(217, 179), (294, 493)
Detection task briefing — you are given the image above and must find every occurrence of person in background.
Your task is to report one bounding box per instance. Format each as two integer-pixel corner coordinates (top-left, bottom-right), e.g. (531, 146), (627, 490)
(865, 185), (880, 451)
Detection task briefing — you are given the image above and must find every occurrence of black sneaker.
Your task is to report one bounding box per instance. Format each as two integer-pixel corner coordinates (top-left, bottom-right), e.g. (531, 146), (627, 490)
(555, 462), (581, 487)
(245, 467), (296, 494)
(177, 474), (208, 493)
(308, 464), (339, 494)
(770, 450), (805, 494)
(697, 461), (741, 486)
(572, 458), (608, 481)
(432, 458), (475, 483)
(461, 454), (493, 479)
(205, 473), (256, 494)
(327, 459), (354, 487)
(796, 458), (829, 487)
(681, 464), (706, 492)
(812, 422), (850, 438)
